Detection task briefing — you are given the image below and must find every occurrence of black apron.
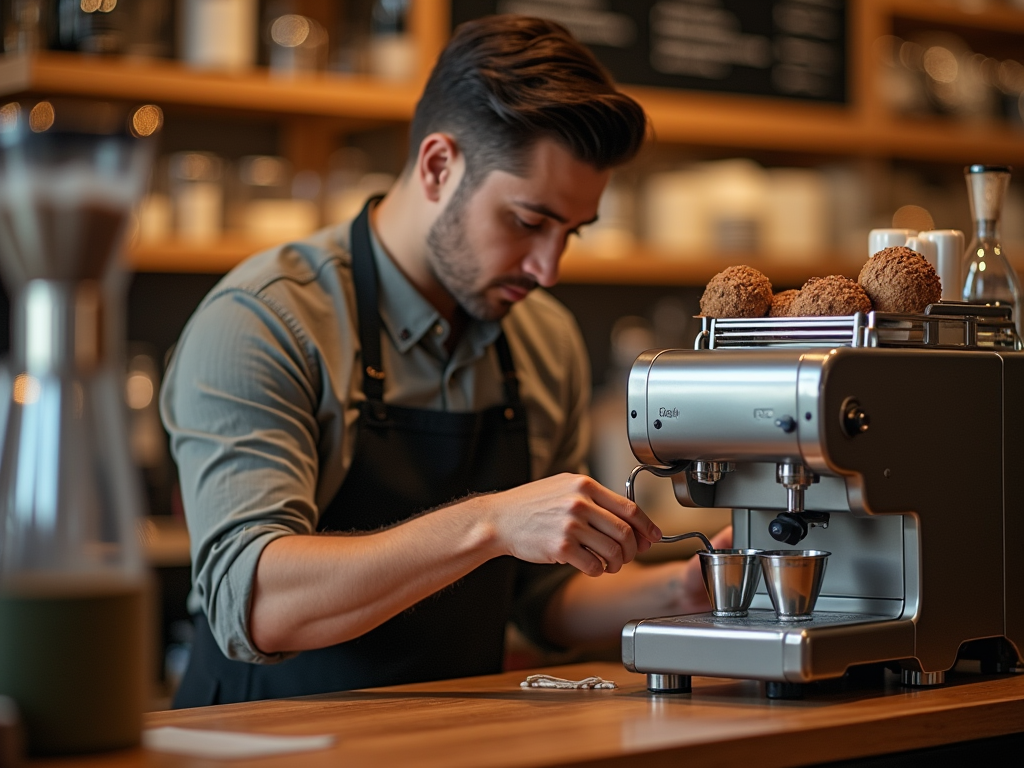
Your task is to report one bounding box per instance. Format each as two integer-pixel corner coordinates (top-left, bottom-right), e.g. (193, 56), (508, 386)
(174, 200), (537, 707)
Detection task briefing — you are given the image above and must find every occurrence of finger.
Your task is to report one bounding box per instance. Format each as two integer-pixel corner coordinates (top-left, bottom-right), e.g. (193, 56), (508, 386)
(582, 546), (608, 572)
(583, 479), (662, 542)
(566, 544), (607, 577)
(576, 525), (627, 574)
(586, 507), (638, 564)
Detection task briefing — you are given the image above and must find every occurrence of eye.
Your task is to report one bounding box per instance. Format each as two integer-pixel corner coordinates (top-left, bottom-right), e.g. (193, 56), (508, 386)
(514, 215), (543, 231)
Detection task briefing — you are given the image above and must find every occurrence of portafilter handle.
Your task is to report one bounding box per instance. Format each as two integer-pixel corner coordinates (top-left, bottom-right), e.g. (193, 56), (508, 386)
(625, 463), (714, 552)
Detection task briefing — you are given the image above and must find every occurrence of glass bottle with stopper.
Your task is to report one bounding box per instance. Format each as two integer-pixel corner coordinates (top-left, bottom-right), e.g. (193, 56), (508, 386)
(961, 165), (1021, 335)
(0, 100), (158, 755)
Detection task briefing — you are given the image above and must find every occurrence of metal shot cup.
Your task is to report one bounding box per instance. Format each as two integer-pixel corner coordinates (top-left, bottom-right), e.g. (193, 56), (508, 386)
(698, 549), (763, 617)
(759, 550), (831, 622)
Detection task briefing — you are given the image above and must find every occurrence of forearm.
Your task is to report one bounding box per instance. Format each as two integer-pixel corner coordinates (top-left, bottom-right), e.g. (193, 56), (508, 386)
(250, 497), (502, 653)
(541, 560), (711, 649)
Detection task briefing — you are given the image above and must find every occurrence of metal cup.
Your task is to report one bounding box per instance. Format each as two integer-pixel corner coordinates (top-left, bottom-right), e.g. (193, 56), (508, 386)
(698, 549), (763, 617)
(759, 550), (830, 622)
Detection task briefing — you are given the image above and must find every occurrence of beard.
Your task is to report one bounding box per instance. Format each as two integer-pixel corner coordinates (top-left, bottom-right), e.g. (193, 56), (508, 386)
(425, 182), (537, 322)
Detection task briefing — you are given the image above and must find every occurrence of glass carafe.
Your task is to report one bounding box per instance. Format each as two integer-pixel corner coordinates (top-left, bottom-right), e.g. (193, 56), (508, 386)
(0, 101), (156, 755)
(961, 165), (1021, 335)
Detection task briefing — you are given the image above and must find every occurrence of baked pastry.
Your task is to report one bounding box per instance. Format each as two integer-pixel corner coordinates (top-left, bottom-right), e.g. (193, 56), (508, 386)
(790, 275), (872, 316)
(859, 245), (941, 314)
(700, 265), (773, 318)
(769, 289), (800, 317)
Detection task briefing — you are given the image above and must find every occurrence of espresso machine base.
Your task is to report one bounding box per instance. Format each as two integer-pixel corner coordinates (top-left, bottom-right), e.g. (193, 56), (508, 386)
(624, 610), (916, 686)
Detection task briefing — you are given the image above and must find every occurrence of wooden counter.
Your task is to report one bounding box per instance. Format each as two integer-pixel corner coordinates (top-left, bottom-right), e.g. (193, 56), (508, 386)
(33, 661), (1024, 767)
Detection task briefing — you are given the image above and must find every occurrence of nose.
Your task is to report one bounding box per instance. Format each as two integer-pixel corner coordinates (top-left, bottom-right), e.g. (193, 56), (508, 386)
(521, 238), (562, 288)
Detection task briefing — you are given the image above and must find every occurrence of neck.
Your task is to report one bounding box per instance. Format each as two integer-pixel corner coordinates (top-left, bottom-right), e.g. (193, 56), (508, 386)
(371, 183), (459, 323)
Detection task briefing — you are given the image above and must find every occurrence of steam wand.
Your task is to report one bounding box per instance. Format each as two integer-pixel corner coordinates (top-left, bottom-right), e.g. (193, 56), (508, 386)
(625, 463), (716, 552)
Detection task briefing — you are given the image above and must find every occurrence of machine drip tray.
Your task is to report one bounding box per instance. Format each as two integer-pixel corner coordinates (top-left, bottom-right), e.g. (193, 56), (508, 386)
(668, 610), (885, 629)
(625, 609), (915, 683)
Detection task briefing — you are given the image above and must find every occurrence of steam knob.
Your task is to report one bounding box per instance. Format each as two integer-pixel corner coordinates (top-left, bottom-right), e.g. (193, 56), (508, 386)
(775, 415), (796, 433)
(842, 399), (870, 437)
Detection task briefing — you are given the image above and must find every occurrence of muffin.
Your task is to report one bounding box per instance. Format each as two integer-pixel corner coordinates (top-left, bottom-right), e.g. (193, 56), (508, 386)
(789, 275), (872, 317)
(769, 289), (800, 317)
(859, 245), (941, 314)
(700, 265), (773, 318)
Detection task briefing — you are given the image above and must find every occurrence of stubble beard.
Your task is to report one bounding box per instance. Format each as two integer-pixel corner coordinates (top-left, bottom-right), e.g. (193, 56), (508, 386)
(425, 181), (536, 322)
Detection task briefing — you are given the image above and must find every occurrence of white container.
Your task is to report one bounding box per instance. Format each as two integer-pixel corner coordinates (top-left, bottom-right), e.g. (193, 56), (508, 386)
(170, 152), (224, 243)
(917, 230), (964, 301)
(764, 168), (828, 259)
(868, 228), (917, 256)
(643, 170), (708, 254)
(179, 0), (257, 73)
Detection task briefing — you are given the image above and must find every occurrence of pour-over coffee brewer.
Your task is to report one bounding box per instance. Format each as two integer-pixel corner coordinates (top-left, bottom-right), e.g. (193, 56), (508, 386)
(0, 100), (158, 754)
(622, 308), (1024, 698)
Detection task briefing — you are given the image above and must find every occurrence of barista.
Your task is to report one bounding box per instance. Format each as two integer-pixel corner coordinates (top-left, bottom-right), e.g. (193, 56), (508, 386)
(162, 15), (729, 707)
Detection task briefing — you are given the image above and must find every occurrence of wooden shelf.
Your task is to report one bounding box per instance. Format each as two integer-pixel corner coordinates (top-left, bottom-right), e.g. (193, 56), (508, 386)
(130, 237), (277, 273)
(886, 0), (1024, 33)
(20, 52), (421, 121)
(129, 238), (862, 287)
(1, 48), (1015, 164)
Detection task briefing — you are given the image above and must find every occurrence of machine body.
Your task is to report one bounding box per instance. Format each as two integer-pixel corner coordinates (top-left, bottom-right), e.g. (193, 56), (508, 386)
(622, 310), (1024, 692)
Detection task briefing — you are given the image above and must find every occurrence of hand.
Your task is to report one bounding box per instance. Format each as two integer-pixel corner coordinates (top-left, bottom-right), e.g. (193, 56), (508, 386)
(479, 473), (662, 577)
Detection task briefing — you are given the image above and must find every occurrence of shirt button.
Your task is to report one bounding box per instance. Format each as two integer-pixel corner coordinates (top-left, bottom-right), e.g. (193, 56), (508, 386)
(433, 323), (444, 336)
(400, 329), (411, 341)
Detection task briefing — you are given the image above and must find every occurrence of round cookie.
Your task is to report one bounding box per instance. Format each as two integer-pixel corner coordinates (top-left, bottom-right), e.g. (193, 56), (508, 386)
(859, 246), (941, 314)
(790, 275), (872, 317)
(700, 265), (773, 318)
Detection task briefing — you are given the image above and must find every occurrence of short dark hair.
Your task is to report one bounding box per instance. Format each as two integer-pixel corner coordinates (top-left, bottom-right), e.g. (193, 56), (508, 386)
(407, 15), (647, 182)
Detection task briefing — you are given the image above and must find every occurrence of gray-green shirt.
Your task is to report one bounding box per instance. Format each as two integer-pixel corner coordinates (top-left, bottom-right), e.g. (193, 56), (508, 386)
(160, 219), (592, 664)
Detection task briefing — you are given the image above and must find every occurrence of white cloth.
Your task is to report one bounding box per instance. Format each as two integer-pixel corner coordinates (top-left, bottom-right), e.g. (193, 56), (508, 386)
(143, 726), (335, 759)
(520, 674), (617, 689)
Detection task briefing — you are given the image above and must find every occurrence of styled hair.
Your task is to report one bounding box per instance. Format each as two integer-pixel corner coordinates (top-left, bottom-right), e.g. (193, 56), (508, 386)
(407, 15), (647, 182)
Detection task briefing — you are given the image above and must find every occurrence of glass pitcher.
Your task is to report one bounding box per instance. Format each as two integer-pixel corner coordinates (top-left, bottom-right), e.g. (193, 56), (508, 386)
(961, 165), (1021, 336)
(0, 99), (157, 755)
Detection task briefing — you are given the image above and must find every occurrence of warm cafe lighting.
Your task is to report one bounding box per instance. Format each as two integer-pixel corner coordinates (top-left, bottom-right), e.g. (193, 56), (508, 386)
(131, 104), (163, 138)
(0, 102), (20, 131)
(12, 373), (40, 405)
(271, 14), (311, 48)
(29, 101), (54, 133)
(125, 372), (154, 410)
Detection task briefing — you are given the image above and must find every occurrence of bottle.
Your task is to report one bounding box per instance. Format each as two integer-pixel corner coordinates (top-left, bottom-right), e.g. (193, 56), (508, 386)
(369, 0), (414, 81)
(0, 99), (157, 755)
(961, 165), (1021, 335)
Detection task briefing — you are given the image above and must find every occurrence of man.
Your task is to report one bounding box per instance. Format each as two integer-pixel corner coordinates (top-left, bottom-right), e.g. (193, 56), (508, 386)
(162, 15), (728, 708)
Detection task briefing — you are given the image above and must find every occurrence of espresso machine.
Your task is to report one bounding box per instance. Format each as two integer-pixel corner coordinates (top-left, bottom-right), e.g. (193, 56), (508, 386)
(622, 307), (1024, 697)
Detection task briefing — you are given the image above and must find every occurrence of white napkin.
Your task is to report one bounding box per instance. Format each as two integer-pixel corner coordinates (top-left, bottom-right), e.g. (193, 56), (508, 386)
(144, 726), (335, 759)
(520, 673), (617, 689)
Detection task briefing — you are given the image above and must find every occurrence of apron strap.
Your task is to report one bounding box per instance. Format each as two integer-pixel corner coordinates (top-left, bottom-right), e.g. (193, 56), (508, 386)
(349, 196), (522, 408)
(351, 196), (387, 403)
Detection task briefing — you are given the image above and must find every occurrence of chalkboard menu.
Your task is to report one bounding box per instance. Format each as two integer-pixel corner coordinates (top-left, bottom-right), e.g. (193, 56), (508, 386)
(450, 0), (847, 103)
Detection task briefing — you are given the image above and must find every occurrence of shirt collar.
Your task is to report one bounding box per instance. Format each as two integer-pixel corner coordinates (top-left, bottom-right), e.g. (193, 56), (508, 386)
(368, 225), (502, 358)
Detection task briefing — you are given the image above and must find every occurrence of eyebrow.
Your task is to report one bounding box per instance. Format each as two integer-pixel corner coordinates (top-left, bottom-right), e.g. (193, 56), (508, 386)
(514, 200), (599, 227)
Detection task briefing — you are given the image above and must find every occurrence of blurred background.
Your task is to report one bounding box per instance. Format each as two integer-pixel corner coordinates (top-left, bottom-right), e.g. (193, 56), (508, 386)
(1, 0), (1022, 700)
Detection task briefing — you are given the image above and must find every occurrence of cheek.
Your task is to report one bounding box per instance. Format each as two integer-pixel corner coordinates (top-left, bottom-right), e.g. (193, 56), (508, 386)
(464, 215), (532, 276)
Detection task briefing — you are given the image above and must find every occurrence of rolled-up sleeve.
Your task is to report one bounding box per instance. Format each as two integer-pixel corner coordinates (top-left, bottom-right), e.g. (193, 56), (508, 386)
(160, 288), (323, 664)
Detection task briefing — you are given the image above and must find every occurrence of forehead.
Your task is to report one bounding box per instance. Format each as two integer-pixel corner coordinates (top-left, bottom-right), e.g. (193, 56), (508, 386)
(472, 138), (610, 219)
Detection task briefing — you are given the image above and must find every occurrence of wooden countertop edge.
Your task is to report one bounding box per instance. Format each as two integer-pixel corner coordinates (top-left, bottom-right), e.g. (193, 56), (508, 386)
(577, 695), (1024, 768)
(33, 663), (1024, 767)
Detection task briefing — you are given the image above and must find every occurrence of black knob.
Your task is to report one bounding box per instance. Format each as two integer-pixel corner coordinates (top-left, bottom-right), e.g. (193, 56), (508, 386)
(769, 513), (808, 545)
(775, 415), (796, 433)
(841, 400), (870, 437)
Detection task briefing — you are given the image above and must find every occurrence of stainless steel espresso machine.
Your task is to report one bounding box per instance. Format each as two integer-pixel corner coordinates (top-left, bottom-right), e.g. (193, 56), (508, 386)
(622, 306), (1024, 697)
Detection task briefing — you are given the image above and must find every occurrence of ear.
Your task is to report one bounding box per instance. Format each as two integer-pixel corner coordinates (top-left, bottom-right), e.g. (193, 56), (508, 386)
(415, 133), (461, 203)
